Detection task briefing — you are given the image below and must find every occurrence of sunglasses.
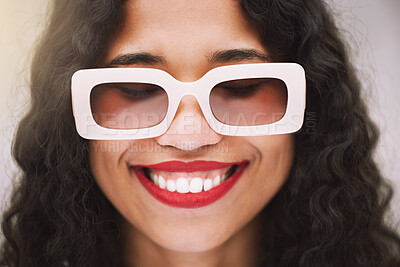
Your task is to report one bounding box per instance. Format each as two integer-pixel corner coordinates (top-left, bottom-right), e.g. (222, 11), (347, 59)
(71, 63), (306, 140)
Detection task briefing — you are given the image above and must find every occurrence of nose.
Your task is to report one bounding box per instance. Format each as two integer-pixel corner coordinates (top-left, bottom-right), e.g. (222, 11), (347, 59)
(154, 95), (223, 150)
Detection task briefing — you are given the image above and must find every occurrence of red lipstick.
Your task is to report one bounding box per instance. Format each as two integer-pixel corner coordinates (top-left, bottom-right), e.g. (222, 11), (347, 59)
(135, 160), (243, 172)
(132, 160), (249, 209)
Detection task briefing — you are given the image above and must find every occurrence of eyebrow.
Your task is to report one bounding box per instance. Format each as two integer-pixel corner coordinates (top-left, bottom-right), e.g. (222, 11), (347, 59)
(106, 49), (270, 67)
(107, 52), (165, 66)
(209, 49), (270, 63)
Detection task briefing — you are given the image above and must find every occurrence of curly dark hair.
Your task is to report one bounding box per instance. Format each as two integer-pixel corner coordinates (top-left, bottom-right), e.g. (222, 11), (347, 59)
(1, 0), (400, 266)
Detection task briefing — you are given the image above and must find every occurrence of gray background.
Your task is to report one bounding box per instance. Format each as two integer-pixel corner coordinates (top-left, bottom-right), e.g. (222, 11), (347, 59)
(1, 0), (399, 230)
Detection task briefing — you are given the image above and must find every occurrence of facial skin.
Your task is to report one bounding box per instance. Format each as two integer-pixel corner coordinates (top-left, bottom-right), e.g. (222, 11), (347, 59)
(89, 0), (295, 266)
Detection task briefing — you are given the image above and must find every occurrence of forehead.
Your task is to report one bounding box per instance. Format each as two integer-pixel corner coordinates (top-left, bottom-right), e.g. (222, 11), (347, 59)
(104, 0), (268, 80)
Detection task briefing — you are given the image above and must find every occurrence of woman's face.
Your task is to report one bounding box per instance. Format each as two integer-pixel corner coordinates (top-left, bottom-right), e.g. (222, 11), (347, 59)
(89, 0), (294, 253)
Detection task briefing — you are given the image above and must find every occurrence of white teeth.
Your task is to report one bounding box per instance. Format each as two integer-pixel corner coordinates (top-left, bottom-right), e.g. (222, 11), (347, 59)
(158, 175), (166, 189)
(147, 166), (237, 193)
(190, 178), (203, 193)
(152, 174), (159, 186)
(166, 180), (176, 192)
(213, 175), (221, 187)
(203, 179), (213, 191)
(176, 178), (190, 193)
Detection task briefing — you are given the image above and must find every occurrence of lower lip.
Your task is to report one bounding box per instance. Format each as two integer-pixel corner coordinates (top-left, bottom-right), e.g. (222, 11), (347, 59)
(133, 161), (249, 209)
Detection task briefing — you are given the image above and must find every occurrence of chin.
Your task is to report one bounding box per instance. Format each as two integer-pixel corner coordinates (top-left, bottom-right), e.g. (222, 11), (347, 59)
(154, 227), (230, 253)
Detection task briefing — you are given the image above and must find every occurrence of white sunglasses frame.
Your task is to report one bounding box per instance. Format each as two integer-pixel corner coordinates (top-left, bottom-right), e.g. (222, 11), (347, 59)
(71, 63), (306, 140)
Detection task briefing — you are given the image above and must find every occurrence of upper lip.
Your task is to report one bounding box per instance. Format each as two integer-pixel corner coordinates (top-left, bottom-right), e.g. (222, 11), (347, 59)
(133, 160), (248, 172)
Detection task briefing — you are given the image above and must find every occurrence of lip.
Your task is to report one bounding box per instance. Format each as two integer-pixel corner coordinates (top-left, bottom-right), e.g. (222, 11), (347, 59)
(134, 160), (243, 172)
(131, 160), (249, 209)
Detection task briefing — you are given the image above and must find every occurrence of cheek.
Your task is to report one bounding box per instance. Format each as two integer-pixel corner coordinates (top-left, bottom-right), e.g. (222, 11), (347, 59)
(89, 140), (149, 225)
(89, 141), (126, 173)
(248, 134), (294, 169)
(244, 134), (295, 204)
(88, 140), (133, 199)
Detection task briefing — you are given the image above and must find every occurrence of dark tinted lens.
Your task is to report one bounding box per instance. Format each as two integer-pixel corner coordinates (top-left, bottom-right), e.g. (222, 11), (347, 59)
(90, 82), (168, 129)
(210, 78), (288, 126)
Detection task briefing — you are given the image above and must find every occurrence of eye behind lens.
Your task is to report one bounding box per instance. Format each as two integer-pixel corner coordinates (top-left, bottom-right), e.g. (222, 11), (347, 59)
(209, 78), (288, 126)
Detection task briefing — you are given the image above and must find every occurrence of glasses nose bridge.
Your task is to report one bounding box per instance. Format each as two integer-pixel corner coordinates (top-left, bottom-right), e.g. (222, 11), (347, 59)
(165, 80), (209, 125)
(173, 79), (205, 107)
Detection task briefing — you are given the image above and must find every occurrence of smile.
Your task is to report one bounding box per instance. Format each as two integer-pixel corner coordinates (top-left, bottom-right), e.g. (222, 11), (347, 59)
(130, 160), (249, 208)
